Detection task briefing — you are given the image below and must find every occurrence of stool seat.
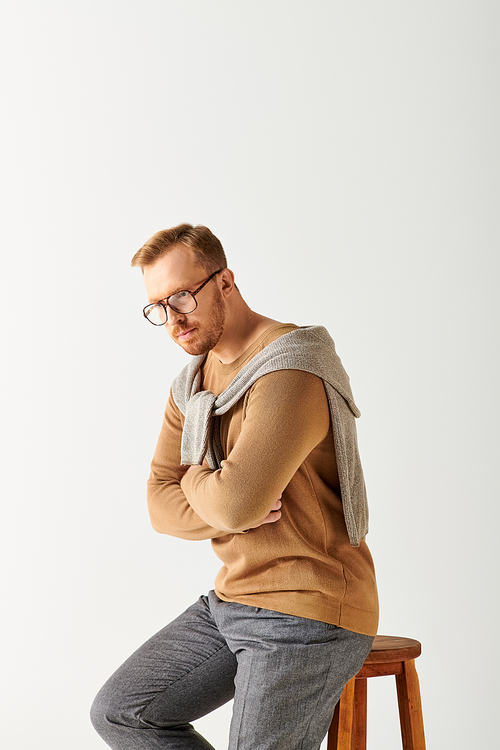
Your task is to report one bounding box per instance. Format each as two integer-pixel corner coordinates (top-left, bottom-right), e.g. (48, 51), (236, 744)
(363, 635), (421, 663)
(328, 635), (426, 750)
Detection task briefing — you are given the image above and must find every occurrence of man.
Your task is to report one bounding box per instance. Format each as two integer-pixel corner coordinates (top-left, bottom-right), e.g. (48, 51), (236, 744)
(91, 224), (378, 750)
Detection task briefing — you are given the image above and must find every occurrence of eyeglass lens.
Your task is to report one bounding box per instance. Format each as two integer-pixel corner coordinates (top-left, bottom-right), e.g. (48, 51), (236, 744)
(145, 291), (197, 325)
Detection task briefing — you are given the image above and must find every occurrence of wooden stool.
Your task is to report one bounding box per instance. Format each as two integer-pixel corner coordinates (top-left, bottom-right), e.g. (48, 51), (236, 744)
(328, 635), (426, 750)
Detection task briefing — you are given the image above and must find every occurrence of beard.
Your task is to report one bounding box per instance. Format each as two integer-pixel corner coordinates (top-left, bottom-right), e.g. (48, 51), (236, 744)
(171, 285), (226, 356)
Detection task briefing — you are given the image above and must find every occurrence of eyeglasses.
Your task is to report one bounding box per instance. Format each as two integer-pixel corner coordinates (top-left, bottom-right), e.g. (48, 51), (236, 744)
(143, 269), (223, 326)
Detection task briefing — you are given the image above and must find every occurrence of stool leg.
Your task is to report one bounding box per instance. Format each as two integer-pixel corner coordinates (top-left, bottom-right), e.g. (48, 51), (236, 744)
(351, 677), (367, 750)
(328, 675), (356, 750)
(396, 659), (426, 750)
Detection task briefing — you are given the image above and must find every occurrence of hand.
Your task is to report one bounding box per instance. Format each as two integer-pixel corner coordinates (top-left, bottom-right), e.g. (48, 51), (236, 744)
(247, 498), (282, 529)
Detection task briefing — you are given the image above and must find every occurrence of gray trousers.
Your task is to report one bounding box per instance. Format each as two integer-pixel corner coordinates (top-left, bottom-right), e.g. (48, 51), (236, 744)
(91, 591), (373, 750)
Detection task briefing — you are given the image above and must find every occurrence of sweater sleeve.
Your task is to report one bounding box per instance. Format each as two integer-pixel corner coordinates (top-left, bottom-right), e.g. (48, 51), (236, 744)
(147, 390), (231, 540)
(180, 370), (330, 533)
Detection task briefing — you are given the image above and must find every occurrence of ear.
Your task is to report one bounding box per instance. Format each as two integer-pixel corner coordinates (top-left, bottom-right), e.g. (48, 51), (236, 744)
(219, 268), (235, 298)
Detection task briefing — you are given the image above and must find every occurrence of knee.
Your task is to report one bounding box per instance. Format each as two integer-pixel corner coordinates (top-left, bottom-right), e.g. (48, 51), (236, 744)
(90, 673), (150, 739)
(90, 684), (112, 738)
(90, 678), (134, 739)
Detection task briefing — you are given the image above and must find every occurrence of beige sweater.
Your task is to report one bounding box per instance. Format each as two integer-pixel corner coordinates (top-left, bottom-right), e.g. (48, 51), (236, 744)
(172, 324), (370, 547)
(148, 324), (379, 636)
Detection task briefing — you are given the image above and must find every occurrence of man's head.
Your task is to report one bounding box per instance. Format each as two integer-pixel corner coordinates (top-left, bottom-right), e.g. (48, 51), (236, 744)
(131, 223), (227, 275)
(132, 224), (232, 356)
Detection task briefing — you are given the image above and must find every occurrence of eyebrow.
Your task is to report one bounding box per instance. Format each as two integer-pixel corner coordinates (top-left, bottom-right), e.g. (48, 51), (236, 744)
(148, 268), (221, 305)
(148, 280), (195, 305)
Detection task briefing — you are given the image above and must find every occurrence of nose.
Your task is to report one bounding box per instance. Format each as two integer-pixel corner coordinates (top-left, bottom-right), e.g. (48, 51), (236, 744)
(166, 305), (187, 326)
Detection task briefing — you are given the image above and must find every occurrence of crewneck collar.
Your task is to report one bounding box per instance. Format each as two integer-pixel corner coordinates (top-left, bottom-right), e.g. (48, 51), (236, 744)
(206, 323), (298, 376)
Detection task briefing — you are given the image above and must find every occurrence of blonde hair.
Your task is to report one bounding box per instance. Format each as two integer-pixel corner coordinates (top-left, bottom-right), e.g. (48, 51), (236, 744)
(131, 223), (227, 274)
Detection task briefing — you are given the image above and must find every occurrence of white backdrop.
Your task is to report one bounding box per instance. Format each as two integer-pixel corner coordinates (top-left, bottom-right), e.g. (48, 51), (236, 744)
(1, 2), (499, 748)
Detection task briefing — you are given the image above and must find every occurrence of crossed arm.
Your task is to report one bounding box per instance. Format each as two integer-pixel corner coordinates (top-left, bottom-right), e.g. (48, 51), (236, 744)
(184, 463), (284, 529)
(147, 369), (330, 539)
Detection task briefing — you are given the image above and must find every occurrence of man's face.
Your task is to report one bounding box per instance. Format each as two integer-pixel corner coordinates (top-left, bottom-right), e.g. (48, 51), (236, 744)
(143, 245), (226, 356)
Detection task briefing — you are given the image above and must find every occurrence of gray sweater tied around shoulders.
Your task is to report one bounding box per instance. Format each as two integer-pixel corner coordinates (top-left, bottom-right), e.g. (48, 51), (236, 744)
(171, 325), (369, 546)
